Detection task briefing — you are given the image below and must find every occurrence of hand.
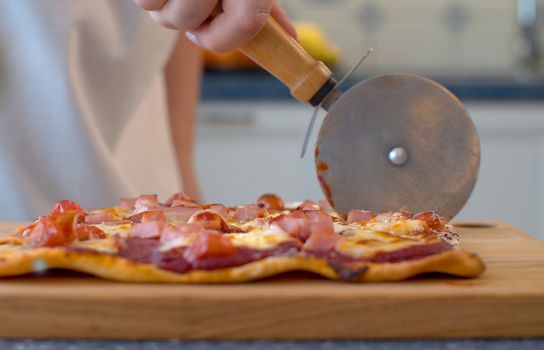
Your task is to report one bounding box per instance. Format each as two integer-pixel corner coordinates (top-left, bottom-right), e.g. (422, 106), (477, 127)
(134, 0), (297, 52)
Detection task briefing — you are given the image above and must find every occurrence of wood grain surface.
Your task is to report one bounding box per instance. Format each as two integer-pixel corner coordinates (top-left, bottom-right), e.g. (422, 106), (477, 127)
(0, 221), (542, 340)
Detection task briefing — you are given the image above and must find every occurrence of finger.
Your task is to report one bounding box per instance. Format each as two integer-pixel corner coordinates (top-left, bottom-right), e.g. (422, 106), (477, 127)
(191, 0), (273, 52)
(134, 0), (169, 11)
(150, 0), (219, 31)
(270, 0), (297, 40)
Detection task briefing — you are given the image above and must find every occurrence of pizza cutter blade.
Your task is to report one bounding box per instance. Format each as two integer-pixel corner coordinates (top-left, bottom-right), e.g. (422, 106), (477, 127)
(234, 16), (480, 219)
(315, 74), (480, 219)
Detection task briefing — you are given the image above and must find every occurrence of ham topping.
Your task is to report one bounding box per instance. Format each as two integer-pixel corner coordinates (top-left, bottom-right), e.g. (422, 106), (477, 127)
(270, 209), (333, 243)
(75, 225), (107, 240)
(412, 211), (447, 232)
(141, 210), (166, 223)
(233, 205), (266, 221)
(188, 210), (229, 232)
(129, 221), (165, 239)
(129, 206), (199, 224)
(347, 210), (375, 224)
(164, 193), (198, 207)
(133, 194), (160, 214)
(257, 193), (285, 211)
(162, 206), (200, 223)
(302, 221), (339, 254)
(297, 200), (320, 211)
(305, 209), (334, 226)
(208, 204), (230, 217)
(51, 200), (85, 216)
(184, 232), (237, 261)
(269, 209), (333, 241)
(171, 199), (200, 208)
(25, 212), (77, 247)
(159, 223), (204, 247)
(269, 210), (312, 242)
(120, 198), (137, 211)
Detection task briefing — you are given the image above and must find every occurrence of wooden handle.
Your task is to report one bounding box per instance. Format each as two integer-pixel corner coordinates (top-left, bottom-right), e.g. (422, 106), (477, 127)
(239, 17), (332, 103)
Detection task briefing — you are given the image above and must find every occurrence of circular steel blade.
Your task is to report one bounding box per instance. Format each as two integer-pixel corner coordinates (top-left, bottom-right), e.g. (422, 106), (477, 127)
(315, 74), (480, 219)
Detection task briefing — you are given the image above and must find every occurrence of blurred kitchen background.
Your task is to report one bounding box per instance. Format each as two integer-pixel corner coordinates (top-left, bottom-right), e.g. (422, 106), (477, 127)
(195, 0), (544, 238)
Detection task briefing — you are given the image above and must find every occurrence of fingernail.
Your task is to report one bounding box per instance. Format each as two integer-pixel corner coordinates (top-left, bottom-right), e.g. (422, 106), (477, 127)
(185, 31), (200, 46)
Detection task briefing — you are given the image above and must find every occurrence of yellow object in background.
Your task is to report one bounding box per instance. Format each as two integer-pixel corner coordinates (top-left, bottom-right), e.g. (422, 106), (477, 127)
(203, 22), (340, 70)
(295, 22), (340, 67)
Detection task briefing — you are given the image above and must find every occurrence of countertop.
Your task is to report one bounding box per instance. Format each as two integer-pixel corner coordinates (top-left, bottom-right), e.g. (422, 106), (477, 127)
(0, 339), (543, 350)
(201, 70), (544, 101)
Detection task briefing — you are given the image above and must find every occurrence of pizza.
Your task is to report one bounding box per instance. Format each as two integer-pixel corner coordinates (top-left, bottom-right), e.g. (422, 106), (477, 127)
(0, 193), (485, 282)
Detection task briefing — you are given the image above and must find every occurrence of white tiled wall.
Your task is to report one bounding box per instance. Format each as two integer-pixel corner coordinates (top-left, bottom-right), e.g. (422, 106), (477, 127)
(281, 0), (543, 78)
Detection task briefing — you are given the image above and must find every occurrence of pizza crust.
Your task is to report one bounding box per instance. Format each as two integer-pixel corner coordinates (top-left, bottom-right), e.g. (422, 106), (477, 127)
(0, 247), (485, 283)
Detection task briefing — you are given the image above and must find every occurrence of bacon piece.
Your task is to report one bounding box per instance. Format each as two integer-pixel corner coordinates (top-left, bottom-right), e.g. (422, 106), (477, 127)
(75, 225), (107, 240)
(188, 210), (229, 232)
(26, 212), (77, 247)
(347, 210), (375, 224)
(184, 232), (236, 261)
(257, 193), (285, 211)
(165, 193), (198, 207)
(84, 211), (115, 224)
(297, 200), (320, 211)
(129, 221), (165, 239)
(120, 198), (137, 211)
(233, 205), (266, 221)
(412, 211), (448, 232)
(141, 210), (166, 223)
(302, 222), (339, 254)
(51, 200), (85, 216)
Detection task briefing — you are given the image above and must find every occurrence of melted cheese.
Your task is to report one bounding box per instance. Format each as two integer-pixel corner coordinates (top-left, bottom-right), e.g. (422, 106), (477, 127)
(364, 219), (426, 237)
(94, 223), (132, 237)
(224, 226), (291, 250)
(334, 220), (432, 258)
(72, 237), (118, 254)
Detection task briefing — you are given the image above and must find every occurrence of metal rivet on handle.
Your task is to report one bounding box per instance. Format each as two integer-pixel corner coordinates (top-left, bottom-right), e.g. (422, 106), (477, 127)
(388, 147), (409, 166)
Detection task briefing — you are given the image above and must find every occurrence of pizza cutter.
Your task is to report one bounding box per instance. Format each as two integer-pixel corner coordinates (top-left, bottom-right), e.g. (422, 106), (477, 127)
(236, 16), (480, 219)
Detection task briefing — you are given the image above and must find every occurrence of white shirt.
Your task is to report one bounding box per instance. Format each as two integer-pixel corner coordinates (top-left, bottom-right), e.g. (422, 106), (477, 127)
(0, 0), (181, 220)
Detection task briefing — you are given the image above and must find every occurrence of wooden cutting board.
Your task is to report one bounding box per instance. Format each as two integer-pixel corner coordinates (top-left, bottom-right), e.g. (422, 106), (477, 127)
(0, 221), (542, 340)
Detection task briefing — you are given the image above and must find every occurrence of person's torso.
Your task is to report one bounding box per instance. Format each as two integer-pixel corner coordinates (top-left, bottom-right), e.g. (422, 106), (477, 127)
(0, 0), (180, 220)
